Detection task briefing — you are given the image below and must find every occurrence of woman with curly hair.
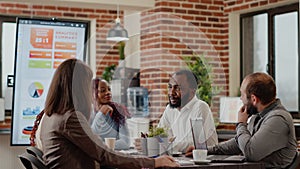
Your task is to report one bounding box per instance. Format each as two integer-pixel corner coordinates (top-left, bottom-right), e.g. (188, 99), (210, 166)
(90, 78), (131, 150)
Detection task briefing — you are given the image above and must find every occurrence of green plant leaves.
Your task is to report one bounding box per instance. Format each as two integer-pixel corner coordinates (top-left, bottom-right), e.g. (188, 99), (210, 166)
(102, 64), (116, 83)
(183, 54), (217, 105)
(118, 41), (125, 60)
(148, 127), (168, 137)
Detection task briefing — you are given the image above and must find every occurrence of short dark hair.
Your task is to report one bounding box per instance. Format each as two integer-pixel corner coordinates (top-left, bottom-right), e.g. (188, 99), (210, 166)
(245, 72), (276, 105)
(173, 69), (198, 90)
(44, 58), (93, 119)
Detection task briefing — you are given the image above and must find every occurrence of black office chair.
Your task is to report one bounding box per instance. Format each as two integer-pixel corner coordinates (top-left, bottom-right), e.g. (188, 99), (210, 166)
(26, 146), (44, 161)
(288, 151), (300, 169)
(18, 152), (48, 169)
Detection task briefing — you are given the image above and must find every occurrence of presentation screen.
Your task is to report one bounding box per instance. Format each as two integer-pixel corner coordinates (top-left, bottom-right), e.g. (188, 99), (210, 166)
(11, 17), (89, 145)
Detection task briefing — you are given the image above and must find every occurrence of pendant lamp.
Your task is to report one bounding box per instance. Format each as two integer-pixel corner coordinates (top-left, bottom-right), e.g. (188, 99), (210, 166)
(106, 4), (129, 42)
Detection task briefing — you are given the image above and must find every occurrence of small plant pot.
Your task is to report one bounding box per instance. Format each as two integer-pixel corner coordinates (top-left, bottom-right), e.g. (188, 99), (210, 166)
(146, 137), (159, 157)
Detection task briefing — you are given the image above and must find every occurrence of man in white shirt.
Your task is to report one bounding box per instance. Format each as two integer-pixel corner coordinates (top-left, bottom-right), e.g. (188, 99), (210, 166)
(158, 69), (218, 153)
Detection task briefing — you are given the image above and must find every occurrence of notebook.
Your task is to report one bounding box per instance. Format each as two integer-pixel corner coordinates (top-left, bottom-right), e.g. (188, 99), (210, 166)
(190, 118), (245, 163)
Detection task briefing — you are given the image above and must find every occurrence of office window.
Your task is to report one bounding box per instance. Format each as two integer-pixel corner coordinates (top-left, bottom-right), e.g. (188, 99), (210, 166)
(241, 3), (299, 115)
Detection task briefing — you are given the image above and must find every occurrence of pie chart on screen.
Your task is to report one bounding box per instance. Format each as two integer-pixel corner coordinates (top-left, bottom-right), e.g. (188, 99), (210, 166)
(28, 82), (44, 98)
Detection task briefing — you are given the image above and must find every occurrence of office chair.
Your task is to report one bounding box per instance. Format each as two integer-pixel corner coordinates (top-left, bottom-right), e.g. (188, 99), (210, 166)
(26, 146), (43, 161)
(18, 152), (48, 169)
(288, 151), (300, 169)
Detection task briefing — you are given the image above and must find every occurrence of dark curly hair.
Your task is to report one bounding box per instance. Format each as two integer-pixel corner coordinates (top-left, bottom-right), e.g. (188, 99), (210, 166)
(92, 78), (131, 126)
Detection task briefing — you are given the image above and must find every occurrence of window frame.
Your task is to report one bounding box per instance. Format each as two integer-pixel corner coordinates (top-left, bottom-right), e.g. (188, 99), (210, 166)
(240, 3), (299, 116)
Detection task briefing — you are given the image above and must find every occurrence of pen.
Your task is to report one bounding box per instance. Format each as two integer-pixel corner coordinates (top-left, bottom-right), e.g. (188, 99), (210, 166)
(141, 132), (146, 138)
(150, 155), (159, 158)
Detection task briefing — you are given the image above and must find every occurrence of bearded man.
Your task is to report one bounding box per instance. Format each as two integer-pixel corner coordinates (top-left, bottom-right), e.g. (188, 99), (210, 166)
(158, 69), (218, 153)
(186, 72), (297, 168)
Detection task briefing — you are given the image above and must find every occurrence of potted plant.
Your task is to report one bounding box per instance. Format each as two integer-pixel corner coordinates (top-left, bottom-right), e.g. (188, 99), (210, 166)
(147, 126), (168, 138)
(118, 41), (125, 60)
(146, 127), (168, 157)
(102, 64), (116, 83)
(183, 54), (220, 106)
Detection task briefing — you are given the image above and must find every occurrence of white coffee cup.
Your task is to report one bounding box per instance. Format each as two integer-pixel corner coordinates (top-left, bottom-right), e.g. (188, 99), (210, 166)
(105, 137), (116, 150)
(193, 149), (207, 161)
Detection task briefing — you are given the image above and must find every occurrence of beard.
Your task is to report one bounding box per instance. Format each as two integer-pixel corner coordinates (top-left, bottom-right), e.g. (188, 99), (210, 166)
(246, 102), (259, 116)
(169, 96), (181, 108)
(169, 93), (190, 109)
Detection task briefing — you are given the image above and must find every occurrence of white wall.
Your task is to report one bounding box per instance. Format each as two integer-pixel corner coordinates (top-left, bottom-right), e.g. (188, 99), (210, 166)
(0, 134), (26, 169)
(1, 23), (15, 110)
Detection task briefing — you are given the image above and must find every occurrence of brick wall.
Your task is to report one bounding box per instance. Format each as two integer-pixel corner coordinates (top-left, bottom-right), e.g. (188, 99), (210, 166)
(0, 2), (122, 77)
(140, 0), (292, 125)
(224, 0), (289, 12)
(140, 0), (227, 124)
(1, 0), (293, 125)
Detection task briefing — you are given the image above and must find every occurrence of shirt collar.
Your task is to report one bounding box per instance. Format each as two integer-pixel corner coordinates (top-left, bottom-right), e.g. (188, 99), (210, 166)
(180, 95), (197, 112)
(258, 99), (280, 118)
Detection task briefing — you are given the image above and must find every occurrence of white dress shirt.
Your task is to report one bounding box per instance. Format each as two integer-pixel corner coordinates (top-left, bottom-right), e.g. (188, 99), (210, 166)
(158, 96), (218, 152)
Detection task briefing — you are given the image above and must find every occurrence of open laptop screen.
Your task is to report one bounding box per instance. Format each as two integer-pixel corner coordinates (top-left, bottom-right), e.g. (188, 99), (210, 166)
(219, 97), (243, 124)
(190, 118), (207, 149)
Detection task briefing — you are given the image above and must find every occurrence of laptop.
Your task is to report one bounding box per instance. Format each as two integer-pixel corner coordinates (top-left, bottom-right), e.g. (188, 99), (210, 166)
(190, 118), (207, 149)
(207, 154), (245, 163)
(190, 118), (245, 163)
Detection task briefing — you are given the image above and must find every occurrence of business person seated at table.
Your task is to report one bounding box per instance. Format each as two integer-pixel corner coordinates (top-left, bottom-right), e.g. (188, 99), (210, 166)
(90, 78), (131, 150)
(39, 58), (179, 169)
(186, 72), (298, 168)
(157, 69), (218, 152)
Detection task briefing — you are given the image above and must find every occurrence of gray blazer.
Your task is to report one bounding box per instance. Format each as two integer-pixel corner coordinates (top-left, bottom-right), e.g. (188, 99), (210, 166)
(40, 110), (154, 169)
(208, 99), (297, 168)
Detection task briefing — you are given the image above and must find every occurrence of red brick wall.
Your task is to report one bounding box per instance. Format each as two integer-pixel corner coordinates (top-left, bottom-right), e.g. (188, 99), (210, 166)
(140, 0), (227, 124)
(1, 0), (293, 125)
(140, 0), (293, 124)
(0, 2), (122, 77)
(224, 0), (289, 12)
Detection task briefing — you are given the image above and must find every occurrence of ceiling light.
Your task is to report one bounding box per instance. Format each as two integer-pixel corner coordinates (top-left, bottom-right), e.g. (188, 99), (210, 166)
(106, 4), (129, 42)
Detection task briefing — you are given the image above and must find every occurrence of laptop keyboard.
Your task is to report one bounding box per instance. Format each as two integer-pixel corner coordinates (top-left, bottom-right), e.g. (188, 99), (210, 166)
(207, 155), (245, 162)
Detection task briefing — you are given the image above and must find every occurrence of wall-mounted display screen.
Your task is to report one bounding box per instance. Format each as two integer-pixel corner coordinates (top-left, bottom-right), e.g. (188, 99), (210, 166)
(11, 17), (89, 145)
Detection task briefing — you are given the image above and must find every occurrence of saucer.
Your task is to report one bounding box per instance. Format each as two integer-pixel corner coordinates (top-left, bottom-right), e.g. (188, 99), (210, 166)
(191, 159), (211, 164)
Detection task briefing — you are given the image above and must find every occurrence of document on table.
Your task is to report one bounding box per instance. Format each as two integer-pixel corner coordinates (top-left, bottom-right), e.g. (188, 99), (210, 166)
(118, 149), (139, 155)
(175, 159), (194, 166)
